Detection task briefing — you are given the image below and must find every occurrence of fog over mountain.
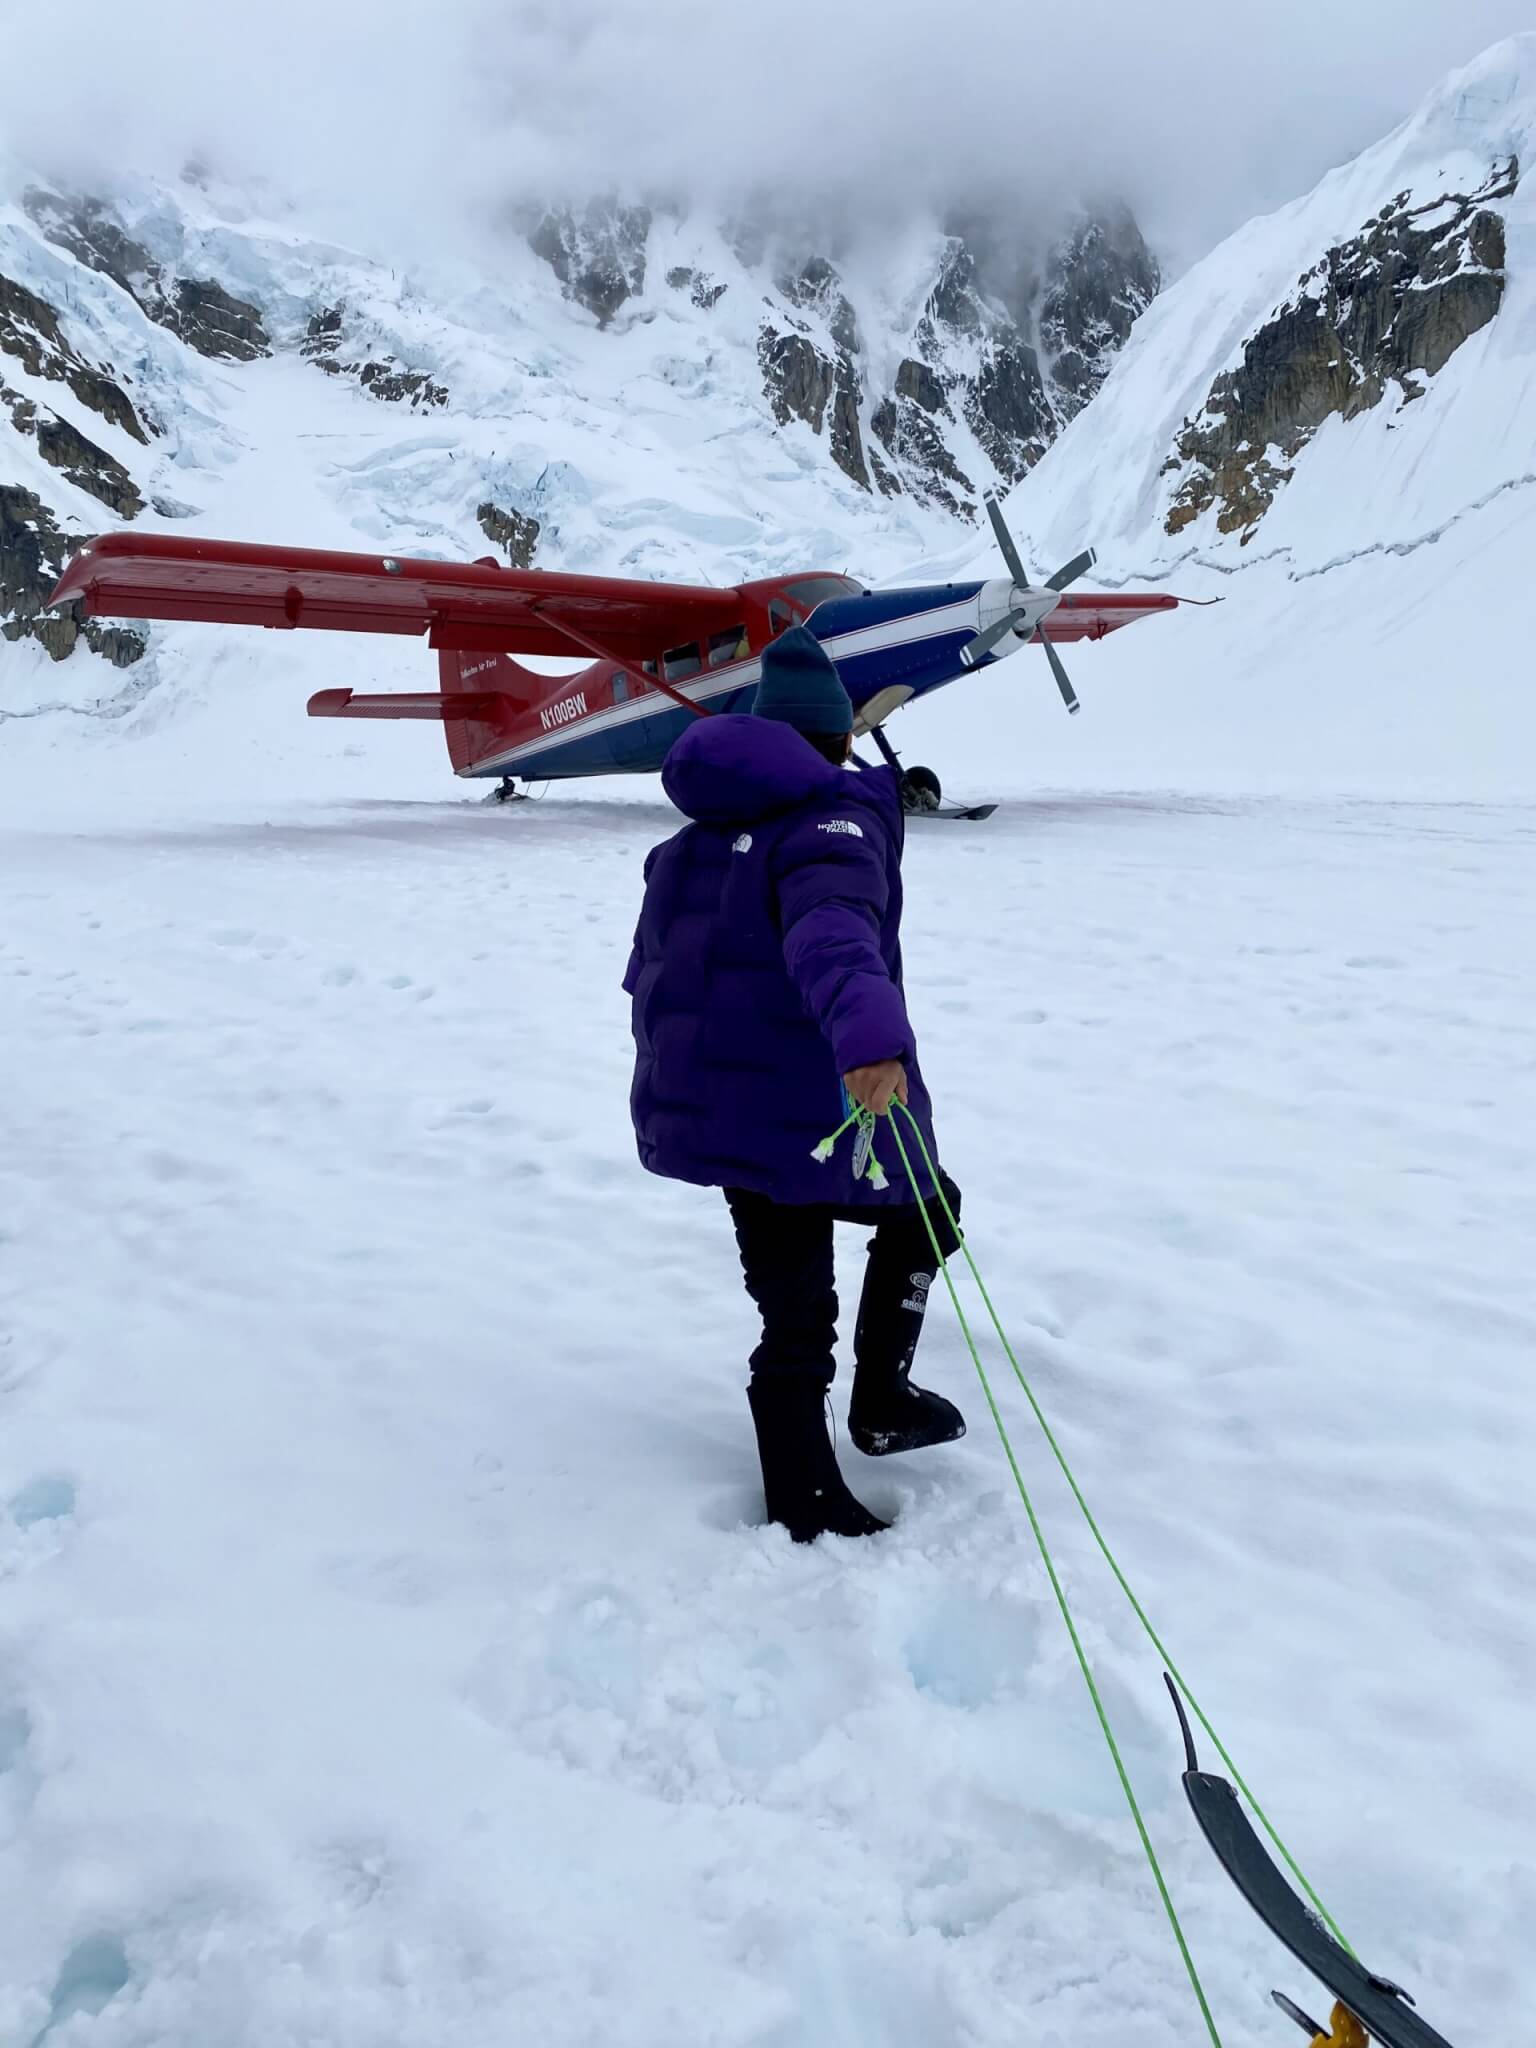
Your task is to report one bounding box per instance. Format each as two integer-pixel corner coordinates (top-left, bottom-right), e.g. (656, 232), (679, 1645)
(3, 0), (1532, 268)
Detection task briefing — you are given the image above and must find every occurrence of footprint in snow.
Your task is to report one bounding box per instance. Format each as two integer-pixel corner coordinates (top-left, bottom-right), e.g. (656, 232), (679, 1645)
(28, 1934), (131, 2047)
(0, 1699), (33, 1775)
(8, 1473), (76, 1530)
(903, 1590), (1042, 1709)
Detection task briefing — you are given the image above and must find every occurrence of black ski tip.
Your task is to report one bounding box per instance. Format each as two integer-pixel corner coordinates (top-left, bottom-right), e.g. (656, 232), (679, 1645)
(1164, 1672), (1200, 1774)
(1273, 1990), (1326, 2038)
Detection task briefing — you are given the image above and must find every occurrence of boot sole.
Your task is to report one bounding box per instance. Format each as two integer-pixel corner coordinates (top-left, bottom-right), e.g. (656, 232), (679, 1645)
(847, 1417), (967, 1458)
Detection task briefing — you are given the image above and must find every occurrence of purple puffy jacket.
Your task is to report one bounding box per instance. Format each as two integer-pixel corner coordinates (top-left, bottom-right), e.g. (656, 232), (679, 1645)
(624, 714), (939, 1206)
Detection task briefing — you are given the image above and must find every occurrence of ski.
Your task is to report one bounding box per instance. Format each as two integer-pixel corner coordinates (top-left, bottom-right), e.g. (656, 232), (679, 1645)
(1166, 1681), (1458, 2048)
(910, 801), (998, 822)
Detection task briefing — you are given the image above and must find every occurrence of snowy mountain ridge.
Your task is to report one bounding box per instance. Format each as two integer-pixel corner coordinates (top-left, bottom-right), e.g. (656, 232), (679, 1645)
(981, 37), (1534, 584)
(0, 167), (1154, 711)
(1, 37), (1533, 803)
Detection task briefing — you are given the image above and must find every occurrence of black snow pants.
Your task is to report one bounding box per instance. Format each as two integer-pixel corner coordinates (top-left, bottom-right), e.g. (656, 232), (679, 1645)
(723, 1174), (962, 1387)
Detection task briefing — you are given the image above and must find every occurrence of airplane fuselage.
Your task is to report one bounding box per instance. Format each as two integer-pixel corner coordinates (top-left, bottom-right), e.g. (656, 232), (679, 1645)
(428, 573), (1062, 783)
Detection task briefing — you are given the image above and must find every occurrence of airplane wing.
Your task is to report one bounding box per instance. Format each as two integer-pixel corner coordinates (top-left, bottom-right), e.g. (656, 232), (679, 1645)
(1038, 591), (1181, 641)
(46, 533), (748, 660)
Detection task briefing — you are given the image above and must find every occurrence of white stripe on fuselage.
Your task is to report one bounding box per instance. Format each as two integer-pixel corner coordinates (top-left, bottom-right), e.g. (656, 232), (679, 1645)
(463, 585), (1002, 777)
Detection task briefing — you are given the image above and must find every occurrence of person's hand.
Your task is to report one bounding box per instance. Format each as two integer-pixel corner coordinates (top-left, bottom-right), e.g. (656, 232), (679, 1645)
(843, 1060), (908, 1117)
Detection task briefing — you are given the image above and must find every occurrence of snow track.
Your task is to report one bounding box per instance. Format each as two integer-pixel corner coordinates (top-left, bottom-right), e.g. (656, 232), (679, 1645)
(2, 789), (1532, 2045)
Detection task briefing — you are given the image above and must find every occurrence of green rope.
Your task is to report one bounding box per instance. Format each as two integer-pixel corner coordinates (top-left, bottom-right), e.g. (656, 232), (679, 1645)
(889, 1100), (1353, 1958)
(879, 1108), (1225, 2048)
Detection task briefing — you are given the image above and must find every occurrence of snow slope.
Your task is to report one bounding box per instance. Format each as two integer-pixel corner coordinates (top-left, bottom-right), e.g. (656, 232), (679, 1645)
(2, 786), (1533, 2047)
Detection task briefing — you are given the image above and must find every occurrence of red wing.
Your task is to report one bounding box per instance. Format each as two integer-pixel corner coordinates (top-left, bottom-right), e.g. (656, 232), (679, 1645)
(47, 533), (748, 660)
(1041, 592), (1180, 642)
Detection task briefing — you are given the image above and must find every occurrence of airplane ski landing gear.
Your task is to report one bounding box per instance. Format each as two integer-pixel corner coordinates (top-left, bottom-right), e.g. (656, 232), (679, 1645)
(863, 727), (996, 822)
(484, 776), (527, 805)
(901, 764), (943, 815)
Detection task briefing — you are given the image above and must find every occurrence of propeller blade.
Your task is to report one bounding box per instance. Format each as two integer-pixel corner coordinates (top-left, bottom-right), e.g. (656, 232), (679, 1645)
(1045, 546), (1097, 592)
(959, 607), (1027, 668)
(1034, 622), (1080, 714)
(983, 491), (1032, 589)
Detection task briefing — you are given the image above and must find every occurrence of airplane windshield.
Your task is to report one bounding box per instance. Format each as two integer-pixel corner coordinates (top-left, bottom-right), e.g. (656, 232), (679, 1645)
(783, 576), (860, 609)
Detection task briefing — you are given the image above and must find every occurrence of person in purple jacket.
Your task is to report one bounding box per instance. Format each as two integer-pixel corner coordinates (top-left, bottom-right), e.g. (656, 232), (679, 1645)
(624, 625), (966, 1542)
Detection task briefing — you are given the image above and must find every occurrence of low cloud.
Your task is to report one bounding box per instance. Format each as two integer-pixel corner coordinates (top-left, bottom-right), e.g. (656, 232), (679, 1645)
(2, 1), (1530, 269)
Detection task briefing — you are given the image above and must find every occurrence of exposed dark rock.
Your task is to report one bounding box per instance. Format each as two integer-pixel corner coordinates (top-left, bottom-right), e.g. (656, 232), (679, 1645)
(871, 391), (971, 517)
(1165, 158), (1518, 540)
(356, 361), (449, 407)
(757, 324), (869, 489)
(3, 368), (144, 518)
(0, 271), (151, 443)
(760, 328), (835, 435)
(665, 266), (727, 310)
(1039, 205), (1159, 421)
(476, 500), (540, 568)
(904, 238), (1054, 493)
(757, 251), (870, 488)
(302, 304), (449, 409)
(164, 277), (269, 362)
(85, 623), (149, 667)
(827, 352), (868, 488)
(894, 357), (947, 414)
(965, 334), (1055, 485)
(925, 242), (984, 339)
(530, 201), (652, 326)
(777, 255), (860, 354)
(35, 414), (144, 517)
(23, 189), (270, 363)
(303, 303), (345, 366)
(0, 483), (145, 666)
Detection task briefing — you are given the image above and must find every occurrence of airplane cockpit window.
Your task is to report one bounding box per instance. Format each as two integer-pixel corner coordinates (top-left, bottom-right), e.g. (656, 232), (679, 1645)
(767, 600), (799, 637)
(707, 625), (749, 668)
(663, 642), (703, 682)
(613, 674), (630, 702)
(784, 575), (860, 610)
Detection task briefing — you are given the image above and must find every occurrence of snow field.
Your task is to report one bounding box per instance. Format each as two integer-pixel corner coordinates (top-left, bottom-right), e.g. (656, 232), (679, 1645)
(2, 786), (1533, 2044)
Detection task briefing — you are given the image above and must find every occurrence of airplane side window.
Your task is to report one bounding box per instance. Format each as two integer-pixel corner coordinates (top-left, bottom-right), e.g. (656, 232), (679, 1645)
(663, 642), (703, 682)
(613, 674), (629, 702)
(707, 625), (749, 668)
(767, 600), (800, 637)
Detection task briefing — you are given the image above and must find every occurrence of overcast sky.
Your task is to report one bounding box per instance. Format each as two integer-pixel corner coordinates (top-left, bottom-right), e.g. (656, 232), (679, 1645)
(2, 1), (1530, 271)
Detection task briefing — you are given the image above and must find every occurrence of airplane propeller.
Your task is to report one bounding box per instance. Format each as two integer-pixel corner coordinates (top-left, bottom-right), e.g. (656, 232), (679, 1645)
(959, 491), (1096, 715)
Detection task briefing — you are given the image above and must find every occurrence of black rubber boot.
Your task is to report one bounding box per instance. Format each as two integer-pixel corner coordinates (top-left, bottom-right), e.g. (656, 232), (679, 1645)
(848, 1373), (966, 1457)
(747, 1377), (889, 1543)
(848, 1242), (966, 1457)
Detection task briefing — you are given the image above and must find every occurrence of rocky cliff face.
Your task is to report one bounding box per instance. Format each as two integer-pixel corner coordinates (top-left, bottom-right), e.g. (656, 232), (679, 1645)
(0, 260), (154, 660)
(1164, 158), (1518, 541)
(302, 305), (450, 409)
(24, 189), (271, 362)
(517, 195), (1159, 520)
(2, 181), (1159, 687)
(743, 207), (1160, 520)
(529, 201), (653, 329)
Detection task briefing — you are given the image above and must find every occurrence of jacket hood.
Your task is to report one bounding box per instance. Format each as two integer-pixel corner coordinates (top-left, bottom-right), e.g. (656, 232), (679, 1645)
(662, 714), (845, 825)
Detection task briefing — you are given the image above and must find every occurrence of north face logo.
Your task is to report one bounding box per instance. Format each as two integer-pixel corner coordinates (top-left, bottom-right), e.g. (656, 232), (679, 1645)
(733, 833), (753, 853)
(818, 818), (864, 838)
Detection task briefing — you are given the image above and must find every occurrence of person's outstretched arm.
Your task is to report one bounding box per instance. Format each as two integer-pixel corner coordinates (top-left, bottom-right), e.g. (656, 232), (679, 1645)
(773, 813), (912, 1107)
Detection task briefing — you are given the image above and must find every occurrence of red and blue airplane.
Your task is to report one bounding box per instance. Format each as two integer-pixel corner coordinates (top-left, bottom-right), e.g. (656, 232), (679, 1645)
(47, 496), (1182, 813)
